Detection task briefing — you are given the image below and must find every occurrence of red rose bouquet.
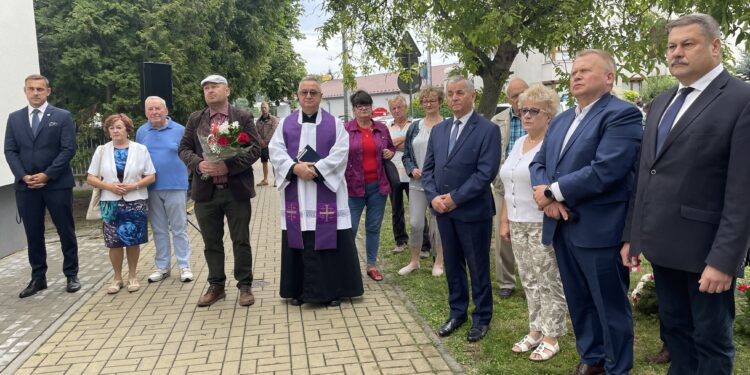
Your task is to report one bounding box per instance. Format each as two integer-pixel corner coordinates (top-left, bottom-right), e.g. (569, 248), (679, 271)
(198, 120), (253, 180)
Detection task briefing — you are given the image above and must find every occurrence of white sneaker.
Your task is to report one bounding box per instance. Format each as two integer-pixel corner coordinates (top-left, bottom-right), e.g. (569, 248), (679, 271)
(148, 269), (170, 283)
(392, 244), (406, 253)
(420, 250), (431, 259)
(180, 268), (194, 282)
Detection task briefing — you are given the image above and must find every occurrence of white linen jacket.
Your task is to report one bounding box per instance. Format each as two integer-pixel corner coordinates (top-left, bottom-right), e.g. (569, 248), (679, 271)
(87, 141), (156, 201)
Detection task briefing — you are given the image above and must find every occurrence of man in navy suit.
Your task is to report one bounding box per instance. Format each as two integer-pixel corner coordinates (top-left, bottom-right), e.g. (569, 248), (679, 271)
(529, 50), (642, 375)
(4, 74), (80, 298)
(422, 76), (501, 342)
(622, 14), (750, 375)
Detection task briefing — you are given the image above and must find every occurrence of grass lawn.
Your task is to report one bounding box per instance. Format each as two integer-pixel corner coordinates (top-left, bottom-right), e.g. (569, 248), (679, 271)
(372, 201), (750, 374)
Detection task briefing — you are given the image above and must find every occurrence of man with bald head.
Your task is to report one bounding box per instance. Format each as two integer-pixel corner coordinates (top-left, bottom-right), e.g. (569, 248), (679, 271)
(490, 77), (528, 298)
(269, 76), (363, 307)
(136, 96), (192, 284)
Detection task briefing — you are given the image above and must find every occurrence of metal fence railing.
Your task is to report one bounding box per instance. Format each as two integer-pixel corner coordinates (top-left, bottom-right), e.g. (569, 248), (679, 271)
(72, 133), (108, 178)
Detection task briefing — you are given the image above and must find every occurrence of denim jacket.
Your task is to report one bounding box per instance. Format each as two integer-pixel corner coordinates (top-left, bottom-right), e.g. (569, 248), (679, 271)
(344, 119), (395, 197)
(401, 119), (421, 177)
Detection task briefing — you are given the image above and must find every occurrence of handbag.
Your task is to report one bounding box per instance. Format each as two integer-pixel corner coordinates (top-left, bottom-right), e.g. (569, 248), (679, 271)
(383, 158), (401, 191)
(85, 146), (104, 220)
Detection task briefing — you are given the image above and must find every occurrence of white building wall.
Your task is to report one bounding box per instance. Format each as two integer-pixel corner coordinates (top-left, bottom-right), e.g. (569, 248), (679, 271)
(0, 0), (40, 257)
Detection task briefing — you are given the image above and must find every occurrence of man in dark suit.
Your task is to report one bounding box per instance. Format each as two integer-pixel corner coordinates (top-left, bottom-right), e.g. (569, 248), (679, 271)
(622, 13), (750, 375)
(422, 76), (501, 342)
(4, 74), (80, 297)
(178, 74), (261, 307)
(529, 50), (642, 375)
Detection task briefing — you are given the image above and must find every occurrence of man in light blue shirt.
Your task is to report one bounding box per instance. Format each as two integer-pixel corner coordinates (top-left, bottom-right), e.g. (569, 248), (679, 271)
(136, 96), (192, 283)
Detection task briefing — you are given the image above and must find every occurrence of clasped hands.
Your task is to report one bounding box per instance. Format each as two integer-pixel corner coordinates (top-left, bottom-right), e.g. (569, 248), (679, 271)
(431, 194), (456, 214)
(198, 160), (229, 177)
(23, 173), (49, 189)
(532, 185), (569, 221)
(107, 182), (138, 196)
(293, 162), (318, 181)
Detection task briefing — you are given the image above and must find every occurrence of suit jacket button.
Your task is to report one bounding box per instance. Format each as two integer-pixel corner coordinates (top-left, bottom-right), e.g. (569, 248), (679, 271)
(650, 169), (656, 175)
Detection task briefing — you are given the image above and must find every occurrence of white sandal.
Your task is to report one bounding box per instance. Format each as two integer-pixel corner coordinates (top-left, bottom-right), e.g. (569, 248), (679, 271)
(529, 341), (560, 361)
(511, 334), (542, 353)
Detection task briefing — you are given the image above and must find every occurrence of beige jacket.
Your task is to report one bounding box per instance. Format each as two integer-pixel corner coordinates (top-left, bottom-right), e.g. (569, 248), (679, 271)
(490, 109), (513, 195)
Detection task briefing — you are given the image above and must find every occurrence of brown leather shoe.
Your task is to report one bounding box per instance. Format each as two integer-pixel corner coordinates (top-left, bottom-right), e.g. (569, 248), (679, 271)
(570, 363), (605, 375)
(197, 285), (226, 307)
(646, 348), (671, 364)
(238, 285), (255, 306)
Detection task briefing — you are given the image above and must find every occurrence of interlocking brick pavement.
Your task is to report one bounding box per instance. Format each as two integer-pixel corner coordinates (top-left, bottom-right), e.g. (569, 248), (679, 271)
(5, 165), (461, 374)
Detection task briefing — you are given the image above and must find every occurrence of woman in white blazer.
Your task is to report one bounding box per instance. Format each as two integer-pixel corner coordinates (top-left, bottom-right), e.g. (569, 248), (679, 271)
(87, 114), (156, 294)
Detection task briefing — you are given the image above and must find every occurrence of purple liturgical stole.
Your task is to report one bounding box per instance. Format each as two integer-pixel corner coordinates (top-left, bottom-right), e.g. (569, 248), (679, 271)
(282, 110), (338, 250)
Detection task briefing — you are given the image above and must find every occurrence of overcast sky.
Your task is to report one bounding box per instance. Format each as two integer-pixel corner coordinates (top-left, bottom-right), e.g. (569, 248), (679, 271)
(293, 0), (456, 76)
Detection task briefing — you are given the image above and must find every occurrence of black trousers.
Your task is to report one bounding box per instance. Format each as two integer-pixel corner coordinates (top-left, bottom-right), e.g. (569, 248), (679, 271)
(16, 188), (79, 279)
(390, 182), (430, 251)
(194, 188), (253, 288)
(652, 264), (735, 375)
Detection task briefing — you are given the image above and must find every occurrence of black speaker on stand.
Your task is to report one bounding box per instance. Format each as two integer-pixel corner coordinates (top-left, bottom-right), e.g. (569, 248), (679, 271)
(140, 62), (173, 110)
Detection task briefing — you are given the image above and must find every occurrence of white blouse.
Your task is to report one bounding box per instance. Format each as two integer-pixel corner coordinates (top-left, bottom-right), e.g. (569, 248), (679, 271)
(87, 141), (156, 202)
(499, 135), (543, 223)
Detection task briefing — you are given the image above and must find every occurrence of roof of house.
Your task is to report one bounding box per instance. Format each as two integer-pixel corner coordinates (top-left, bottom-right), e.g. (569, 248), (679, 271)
(321, 64), (457, 98)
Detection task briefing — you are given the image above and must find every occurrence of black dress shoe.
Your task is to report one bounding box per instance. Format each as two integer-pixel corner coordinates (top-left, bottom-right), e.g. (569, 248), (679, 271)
(289, 298), (304, 306)
(66, 276), (81, 293)
(328, 299), (341, 307)
(438, 318), (466, 337)
(497, 288), (514, 299)
(19, 279), (47, 298)
(570, 362), (605, 375)
(467, 325), (489, 342)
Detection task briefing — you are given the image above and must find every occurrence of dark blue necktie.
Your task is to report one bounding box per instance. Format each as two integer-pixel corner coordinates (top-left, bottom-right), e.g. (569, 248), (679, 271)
(656, 87), (694, 153)
(448, 119), (461, 155)
(31, 108), (41, 137)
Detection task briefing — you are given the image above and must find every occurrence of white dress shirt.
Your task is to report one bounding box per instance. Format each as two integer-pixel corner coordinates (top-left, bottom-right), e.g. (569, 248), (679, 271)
(500, 136), (543, 223)
(550, 98), (600, 201)
(662, 63), (724, 129)
(27, 101), (49, 127)
(451, 110), (474, 141)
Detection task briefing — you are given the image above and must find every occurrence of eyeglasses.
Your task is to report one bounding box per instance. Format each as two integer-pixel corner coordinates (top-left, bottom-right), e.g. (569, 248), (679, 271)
(298, 90), (320, 97)
(421, 100), (439, 105)
(519, 107), (546, 117)
(355, 105), (372, 111)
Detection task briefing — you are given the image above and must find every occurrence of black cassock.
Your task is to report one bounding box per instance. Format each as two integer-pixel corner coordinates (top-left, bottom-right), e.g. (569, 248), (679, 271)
(280, 229), (363, 304)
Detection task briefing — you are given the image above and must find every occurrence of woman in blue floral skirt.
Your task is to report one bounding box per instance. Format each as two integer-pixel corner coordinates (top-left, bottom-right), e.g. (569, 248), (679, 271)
(87, 114), (156, 293)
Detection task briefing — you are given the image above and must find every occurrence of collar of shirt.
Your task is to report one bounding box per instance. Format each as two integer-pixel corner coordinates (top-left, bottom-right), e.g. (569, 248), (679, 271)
(509, 107), (520, 121)
(574, 97), (600, 119)
(300, 111), (319, 124)
(28, 101), (49, 117)
(451, 110), (474, 139)
(147, 117), (174, 131)
(677, 63), (723, 93)
(209, 105), (229, 120)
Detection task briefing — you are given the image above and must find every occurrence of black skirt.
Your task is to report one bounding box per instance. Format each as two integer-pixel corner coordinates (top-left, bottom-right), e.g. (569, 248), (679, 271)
(280, 229), (364, 303)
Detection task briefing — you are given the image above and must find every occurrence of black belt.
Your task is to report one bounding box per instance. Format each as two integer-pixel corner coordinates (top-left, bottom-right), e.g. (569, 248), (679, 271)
(215, 183), (229, 189)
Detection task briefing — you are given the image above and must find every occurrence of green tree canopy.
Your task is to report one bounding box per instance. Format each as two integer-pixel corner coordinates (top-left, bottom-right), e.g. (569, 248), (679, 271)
(319, 0), (750, 119)
(35, 0), (305, 125)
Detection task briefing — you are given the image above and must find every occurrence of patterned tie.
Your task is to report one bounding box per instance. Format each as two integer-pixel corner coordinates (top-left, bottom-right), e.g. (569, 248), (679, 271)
(656, 87), (694, 153)
(448, 119), (461, 155)
(31, 109), (41, 137)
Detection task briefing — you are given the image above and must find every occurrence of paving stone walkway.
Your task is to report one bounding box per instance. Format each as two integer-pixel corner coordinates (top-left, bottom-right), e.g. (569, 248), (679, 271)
(1, 165), (461, 375)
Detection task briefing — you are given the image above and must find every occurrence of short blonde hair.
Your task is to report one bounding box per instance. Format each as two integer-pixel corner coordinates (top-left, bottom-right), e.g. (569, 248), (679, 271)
(419, 86), (444, 103)
(576, 49), (616, 74)
(518, 84), (560, 115)
(387, 95), (407, 108)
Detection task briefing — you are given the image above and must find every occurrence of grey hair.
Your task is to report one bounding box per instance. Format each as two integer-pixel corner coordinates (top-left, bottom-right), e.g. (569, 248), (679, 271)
(298, 75), (322, 91)
(387, 95), (407, 107)
(575, 49), (617, 74)
(666, 13), (722, 43)
(518, 84), (560, 115)
(144, 96), (167, 108)
(444, 76), (475, 95)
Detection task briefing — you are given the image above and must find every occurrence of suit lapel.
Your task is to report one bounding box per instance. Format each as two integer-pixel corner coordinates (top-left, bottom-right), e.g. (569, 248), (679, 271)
(35, 106), (54, 139)
(558, 95), (610, 161)
(20, 107), (35, 141)
(644, 87), (676, 165)
(447, 113), (477, 161)
(653, 72), (728, 163)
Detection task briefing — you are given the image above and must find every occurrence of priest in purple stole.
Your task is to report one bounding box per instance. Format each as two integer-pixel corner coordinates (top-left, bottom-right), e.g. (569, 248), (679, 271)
(269, 77), (363, 307)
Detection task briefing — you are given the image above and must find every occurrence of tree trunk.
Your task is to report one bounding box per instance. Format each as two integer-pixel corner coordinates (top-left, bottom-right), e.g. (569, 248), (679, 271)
(476, 41), (519, 119)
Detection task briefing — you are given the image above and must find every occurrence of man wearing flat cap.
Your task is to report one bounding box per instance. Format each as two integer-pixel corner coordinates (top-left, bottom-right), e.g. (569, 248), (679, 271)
(179, 74), (262, 307)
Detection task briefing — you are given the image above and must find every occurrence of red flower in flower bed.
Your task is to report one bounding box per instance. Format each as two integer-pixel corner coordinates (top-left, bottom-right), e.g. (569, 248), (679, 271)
(217, 136), (230, 146)
(739, 284), (749, 292)
(237, 131), (250, 144)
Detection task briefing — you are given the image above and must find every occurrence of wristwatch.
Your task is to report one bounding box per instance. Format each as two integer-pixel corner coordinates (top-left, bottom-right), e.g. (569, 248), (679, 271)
(543, 185), (556, 200)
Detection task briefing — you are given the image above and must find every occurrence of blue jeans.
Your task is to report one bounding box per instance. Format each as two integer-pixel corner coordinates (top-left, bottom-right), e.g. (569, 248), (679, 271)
(147, 190), (190, 269)
(348, 182), (387, 265)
